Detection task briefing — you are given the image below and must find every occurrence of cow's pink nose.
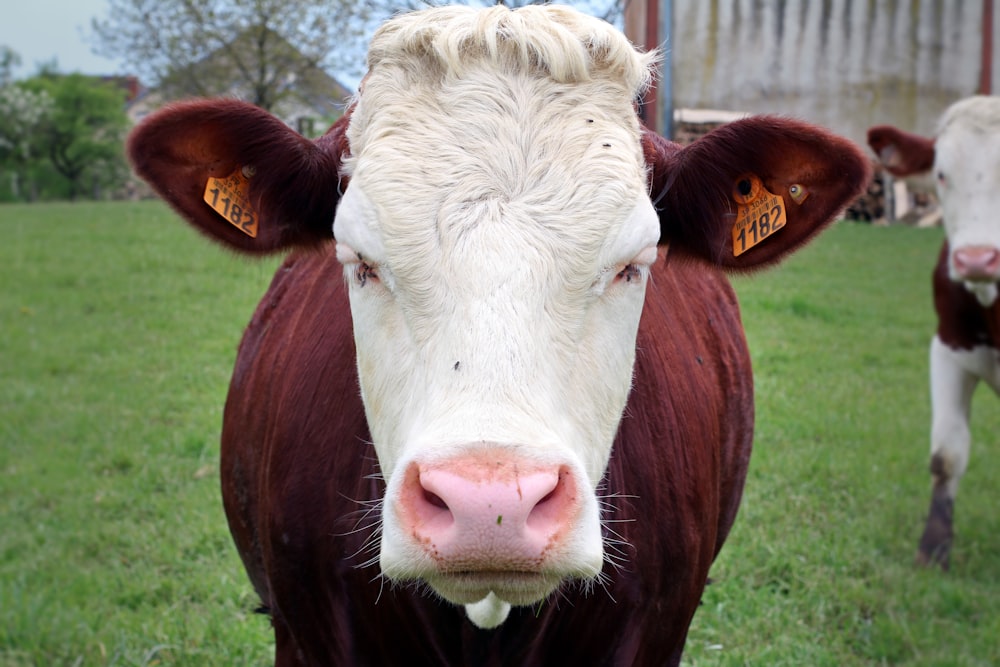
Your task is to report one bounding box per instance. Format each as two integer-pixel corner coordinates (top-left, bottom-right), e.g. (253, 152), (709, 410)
(398, 453), (578, 569)
(953, 245), (1000, 280)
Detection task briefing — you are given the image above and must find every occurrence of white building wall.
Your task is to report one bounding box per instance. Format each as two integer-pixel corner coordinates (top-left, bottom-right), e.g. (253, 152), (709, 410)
(668, 0), (996, 144)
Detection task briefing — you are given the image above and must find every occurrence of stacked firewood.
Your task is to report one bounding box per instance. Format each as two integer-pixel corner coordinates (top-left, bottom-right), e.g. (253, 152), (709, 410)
(844, 167), (887, 222)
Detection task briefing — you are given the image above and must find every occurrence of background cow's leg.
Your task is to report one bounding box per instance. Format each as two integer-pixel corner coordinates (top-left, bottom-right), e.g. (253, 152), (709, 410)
(920, 336), (981, 569)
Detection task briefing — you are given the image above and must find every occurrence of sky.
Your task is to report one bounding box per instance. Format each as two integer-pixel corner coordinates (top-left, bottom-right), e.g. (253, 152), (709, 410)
(1, 0), (125, 79)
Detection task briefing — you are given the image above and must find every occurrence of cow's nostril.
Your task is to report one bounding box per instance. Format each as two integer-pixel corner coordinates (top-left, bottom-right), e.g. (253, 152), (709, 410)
(525, 469), (571, 531)
(537, 488), (558, 506)
(423, 489), (449, 510)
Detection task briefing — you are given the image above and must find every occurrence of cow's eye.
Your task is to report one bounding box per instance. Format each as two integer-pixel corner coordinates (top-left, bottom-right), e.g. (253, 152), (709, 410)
(355, 260), (379, 287)
(336, 242), (381, 288)
(613, 264), (644, 284)
(607, 246), (657, 288)
(937, 171), (947, 187)
(591, 246), (657, 294)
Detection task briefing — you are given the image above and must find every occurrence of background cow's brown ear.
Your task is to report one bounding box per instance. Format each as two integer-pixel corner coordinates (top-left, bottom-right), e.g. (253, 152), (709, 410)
(644, 117), (871, 271)
(128, 99), (348, 255)
(866, 125), (936, 177)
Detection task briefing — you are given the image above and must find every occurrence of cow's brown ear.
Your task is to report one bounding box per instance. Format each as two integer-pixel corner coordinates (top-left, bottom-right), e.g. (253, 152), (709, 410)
(867, 125), (936, 177)
(644, 117), (870, 271)
(128, 99), (348, 255)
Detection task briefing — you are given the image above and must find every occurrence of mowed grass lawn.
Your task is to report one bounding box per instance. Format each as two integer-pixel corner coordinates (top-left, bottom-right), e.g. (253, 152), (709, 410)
(1, 201), (998, 666)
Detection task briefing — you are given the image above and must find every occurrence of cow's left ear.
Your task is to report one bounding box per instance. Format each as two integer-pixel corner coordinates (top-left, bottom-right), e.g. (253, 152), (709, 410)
(128, 99), (349, 255)
(866, 125), (936, 177)
(644, 117), (871, 271)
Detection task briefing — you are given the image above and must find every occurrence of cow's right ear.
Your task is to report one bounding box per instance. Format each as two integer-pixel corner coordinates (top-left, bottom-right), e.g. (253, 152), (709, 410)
(866, 125), (936, 177)
(127, 99), (348, 255)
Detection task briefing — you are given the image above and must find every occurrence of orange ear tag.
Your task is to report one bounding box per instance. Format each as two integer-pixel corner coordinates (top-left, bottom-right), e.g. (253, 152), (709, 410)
(204, 166), (258, 237)
(731, 174), (786, 257)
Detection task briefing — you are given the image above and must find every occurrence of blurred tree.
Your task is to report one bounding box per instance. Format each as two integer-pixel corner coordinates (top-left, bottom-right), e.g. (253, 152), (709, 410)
(91, 0), (369, 111)
(1, 46), (21, 87)
(0, 57), (53, 200)
(20, 74), (129, 201)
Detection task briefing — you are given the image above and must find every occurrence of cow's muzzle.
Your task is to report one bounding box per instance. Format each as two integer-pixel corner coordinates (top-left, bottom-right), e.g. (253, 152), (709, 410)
(952, 245), (1000, 282)
(388, 446), (600, 605)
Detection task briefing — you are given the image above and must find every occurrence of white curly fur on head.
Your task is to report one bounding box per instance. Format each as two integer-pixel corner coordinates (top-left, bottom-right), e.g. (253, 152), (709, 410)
(938, 95), (1000, 136)
(364, 4), (656, 92)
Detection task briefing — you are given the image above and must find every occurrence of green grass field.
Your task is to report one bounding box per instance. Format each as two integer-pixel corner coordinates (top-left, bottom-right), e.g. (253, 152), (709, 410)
(1, 201), (997, 666)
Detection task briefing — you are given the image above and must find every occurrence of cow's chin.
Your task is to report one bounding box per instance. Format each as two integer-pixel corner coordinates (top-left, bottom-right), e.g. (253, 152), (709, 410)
(960, 280), (999, 308)
(427, 570), (562, 606)
(425, 572), (564, 629)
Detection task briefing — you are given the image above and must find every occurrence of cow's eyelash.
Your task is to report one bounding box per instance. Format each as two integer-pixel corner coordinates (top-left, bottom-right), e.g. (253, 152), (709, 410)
(355, 259), (379, 287)
(614, 264), (645, 284)
(592, 263), (648, 293)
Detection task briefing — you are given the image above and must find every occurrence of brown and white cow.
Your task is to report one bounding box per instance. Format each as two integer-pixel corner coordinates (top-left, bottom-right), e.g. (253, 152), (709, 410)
(128, 5), (868, 665)
(868, 95), (1000, 571)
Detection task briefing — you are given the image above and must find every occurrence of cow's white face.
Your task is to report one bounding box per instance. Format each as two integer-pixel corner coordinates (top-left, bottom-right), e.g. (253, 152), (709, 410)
(335, 185), (658, 487)
(935, 98), (1000, 297)
(331, 6), (658, 627)
(333, 172), (659, 620)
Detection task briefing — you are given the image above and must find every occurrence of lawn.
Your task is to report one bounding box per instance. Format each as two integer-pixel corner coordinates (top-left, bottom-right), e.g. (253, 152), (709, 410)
(1, 202), (279, 666)
(1, 201), (997, 666)
(686, 222), (1000, 666)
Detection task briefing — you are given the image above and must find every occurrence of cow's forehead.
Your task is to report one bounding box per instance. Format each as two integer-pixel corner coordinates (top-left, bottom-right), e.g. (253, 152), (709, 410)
(345, 93), (648, 260)
(340, 7), (656, 273)
(936, 124), (1000, 186)
(937, 97), (1000, 166)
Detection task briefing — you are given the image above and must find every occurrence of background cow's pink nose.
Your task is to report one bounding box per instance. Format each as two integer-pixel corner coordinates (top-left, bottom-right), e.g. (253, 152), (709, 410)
(953, 245), (1000, 280)
(398, 454), (578, 569)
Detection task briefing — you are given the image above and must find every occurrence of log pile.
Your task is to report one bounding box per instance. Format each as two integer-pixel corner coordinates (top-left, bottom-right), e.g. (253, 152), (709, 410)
(844, 167), (886, 222)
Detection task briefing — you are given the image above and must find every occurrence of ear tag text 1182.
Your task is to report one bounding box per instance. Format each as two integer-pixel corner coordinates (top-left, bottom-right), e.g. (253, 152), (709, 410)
(204, 166), (258, 238)
(731, 174), (786, 257)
